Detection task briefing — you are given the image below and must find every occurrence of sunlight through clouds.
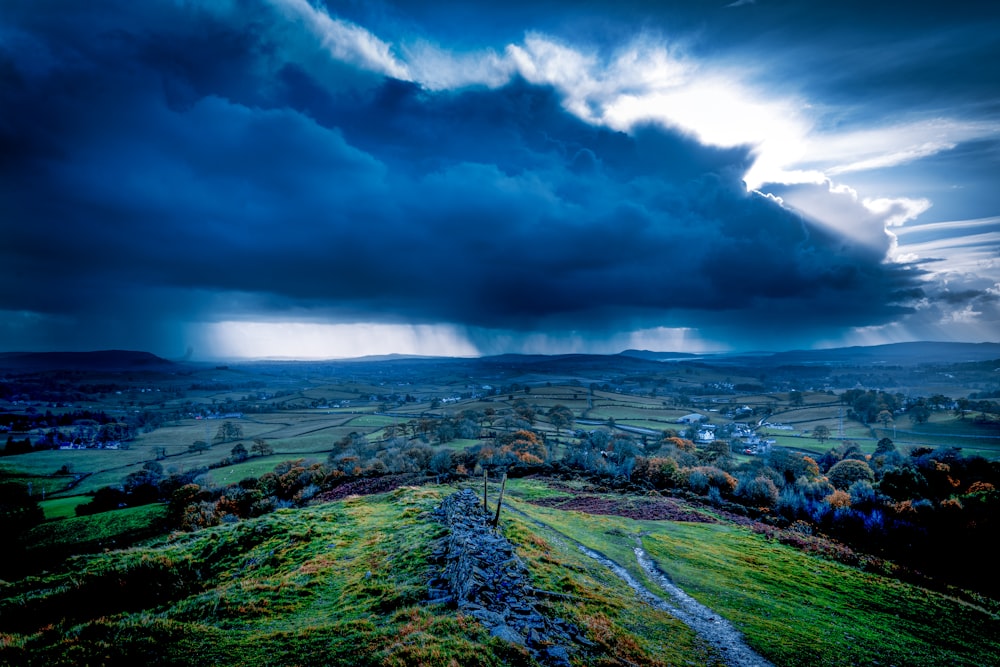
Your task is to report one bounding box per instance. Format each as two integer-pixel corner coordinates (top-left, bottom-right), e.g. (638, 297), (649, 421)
(263, 4), (997, 206)
(204, 322), (480, 359)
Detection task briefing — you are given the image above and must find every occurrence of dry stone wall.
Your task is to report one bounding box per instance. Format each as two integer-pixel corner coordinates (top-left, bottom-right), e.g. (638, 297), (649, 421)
(429, 488), (584, 666)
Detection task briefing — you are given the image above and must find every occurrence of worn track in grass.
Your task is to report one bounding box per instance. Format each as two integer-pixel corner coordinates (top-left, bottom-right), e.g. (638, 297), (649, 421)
(506, 504), (773, 667)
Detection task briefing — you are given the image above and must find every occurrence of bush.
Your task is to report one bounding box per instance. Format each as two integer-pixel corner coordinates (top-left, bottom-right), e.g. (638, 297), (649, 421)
(634, 456), (682, 489)
(848, 480), (879, 512)
(738, 475), (779, 507)
(827, 459), (874, 490)
(878, 465), (928, 501)
(685, 466), (738, 496)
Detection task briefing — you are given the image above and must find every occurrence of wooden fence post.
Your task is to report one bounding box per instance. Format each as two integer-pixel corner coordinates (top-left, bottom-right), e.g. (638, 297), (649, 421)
(492, 472), (508, 528)
(483, 467), (488, 514)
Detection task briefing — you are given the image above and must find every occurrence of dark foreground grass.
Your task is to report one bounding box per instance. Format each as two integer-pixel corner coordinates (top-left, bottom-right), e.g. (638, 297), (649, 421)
(16, 502), (169, 568)
(0, 486), (523, 666)
(0, 483), (725, 666)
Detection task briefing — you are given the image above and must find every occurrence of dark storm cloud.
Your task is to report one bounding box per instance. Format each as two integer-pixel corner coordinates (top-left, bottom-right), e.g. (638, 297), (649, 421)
(0, 0), (929, 350)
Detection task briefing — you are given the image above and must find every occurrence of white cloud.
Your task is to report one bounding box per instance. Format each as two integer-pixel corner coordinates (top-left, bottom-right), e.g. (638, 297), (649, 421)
(404, 42), (513, 90)
(828, 141), (955, 175)
(805, 118), (999, 175)
(266, 7), (999, 199)
(268, 0), (410, 80)
(772, 180), (900, 252)
(863, 197), (932, 227)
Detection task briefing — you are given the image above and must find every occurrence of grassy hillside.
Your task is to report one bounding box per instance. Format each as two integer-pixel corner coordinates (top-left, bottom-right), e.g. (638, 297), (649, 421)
(3, 482), (998, 666)
(502, 479), (1000, 666)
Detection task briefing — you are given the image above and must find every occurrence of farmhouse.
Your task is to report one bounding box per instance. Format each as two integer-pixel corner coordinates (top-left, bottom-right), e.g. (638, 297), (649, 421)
(696, 426), (716, 443)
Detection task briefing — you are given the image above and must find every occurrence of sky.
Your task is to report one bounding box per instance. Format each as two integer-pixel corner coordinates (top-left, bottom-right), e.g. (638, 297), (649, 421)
(1, 0), (999, 359)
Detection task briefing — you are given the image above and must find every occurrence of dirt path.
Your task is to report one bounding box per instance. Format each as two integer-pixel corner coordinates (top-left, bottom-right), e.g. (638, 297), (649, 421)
(506, 505), (773, 667)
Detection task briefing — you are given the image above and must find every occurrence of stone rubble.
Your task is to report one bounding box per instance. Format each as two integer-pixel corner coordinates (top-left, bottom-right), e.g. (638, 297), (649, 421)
(429, 488), (585, 667)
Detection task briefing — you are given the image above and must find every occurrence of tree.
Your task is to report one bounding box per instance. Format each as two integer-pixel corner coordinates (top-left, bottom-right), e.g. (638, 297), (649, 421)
(436, 421), (456, 444)
(499, 429), (548, 465)
(189, 440), (210, 453)
(909, 403), (932, 425)
(512, 399), (536, 425)
(547, 404), (574, 436)
(929, 394), (949, 410)
(768, 449), (819, 483)
(812, 425), (831, 444)
(214, 421), (243, 443)
(738, 475), (779, 507)
(878, 465), (928, 501)
(97, 421), (134, 443)
(827, 458), (875, 490)
(789, 391), (804, 407)
(231, 443), (249, 462)
(877, 410), (894, 429)
(701, 440), (732, 466)
(0, 481), (44, 537)
(430, 450), (453, 477)
(875, 437), (896, 456)
(251, 439), (273, 457)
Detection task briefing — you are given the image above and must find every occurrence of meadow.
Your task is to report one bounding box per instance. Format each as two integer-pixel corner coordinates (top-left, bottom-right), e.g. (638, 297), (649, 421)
(2, 349), (999, 665)
(3, 480), (998, 666)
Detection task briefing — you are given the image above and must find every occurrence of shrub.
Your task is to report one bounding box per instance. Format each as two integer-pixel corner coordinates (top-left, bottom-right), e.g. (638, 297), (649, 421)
(634, 456), (682, 489)
(827, 459), (874, 490)
(878, 465), (928, 501)
(825, 489), (851, 509)
(685, 466), (738, 496)
(738, 475), (779, 507)
(848, 480), (879, 512)
(687, 469), (709, 494)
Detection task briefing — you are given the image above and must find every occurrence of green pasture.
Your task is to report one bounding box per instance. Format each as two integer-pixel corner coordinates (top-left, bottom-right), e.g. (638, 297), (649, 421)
(763, 433), (885, 456)
(0, 449), (152, 493)
(767, 405), (842, 425)
(436, 438), (481, 453)
(872, 433), (1000, 459)
(502, 478), (1000, 667)
(615, 419), (678, 431)
(240, 415), (354, 440)
(0, 485), (711, 666)
(343, 414), (401, 428)
(299, 387), (361, 401)
(200, 455), (325, 486)
(644, 523), (999, 667)
(587, 404), (686, 421)
(18, 503), (168, 562)
(39, 495), (90, 520)
(0, 468), (77, 496)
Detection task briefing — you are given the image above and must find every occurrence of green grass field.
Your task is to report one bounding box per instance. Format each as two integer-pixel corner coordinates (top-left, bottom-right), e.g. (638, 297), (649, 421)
(4, 475), (1000, 666)
(501, 478), (1000, 667)
(18, 503), (168, 564)
(0, 485), (715, 666)
(38, 494), (90, 520)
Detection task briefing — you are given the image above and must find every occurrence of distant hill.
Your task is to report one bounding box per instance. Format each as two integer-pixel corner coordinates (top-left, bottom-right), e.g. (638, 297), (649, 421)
(618, 349), (702, 361)
(763, 341), (1000, 366)
(0, 350), (174, 371)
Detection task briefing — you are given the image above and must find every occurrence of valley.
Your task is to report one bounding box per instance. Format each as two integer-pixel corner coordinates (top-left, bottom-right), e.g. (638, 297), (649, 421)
(1, 344), (999, 665)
